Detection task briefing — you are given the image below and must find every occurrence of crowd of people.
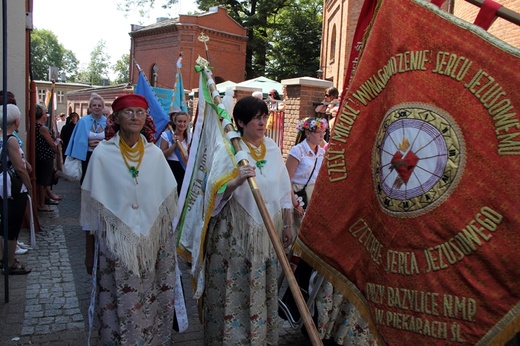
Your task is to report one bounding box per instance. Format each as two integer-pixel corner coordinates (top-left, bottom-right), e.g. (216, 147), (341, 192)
(1, 85), (378, 345)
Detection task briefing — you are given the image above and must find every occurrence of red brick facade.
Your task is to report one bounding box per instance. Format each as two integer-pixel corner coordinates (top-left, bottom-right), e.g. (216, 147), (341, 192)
(322, 0), (519, 93)
(129, 7), (248, 91)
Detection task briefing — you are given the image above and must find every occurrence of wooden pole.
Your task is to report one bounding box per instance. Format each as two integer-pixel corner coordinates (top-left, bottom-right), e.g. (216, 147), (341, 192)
(201, 65), (323, 346)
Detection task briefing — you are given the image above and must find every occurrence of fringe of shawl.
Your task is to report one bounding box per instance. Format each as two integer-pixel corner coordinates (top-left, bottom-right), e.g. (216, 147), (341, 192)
(81, 190), (178, 276)
(227, 199), (284, 263)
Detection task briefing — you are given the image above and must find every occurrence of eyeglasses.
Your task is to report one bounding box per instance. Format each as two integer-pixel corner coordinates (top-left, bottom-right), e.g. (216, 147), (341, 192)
(121, 109), (146, 118)
(325, 94), (331, 97)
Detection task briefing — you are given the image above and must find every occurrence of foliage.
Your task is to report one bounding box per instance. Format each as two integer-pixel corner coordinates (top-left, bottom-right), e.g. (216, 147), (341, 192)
(265, 0), (322, 80)
(62, 49), (80, 82)
(113, 54), (130, 84)
(118, 0), (322, 81)
(76, 40), (111, 85)
(31, 29), (65, 80)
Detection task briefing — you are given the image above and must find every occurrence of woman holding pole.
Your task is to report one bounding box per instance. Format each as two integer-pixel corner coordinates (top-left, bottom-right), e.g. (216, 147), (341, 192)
(202, 96), (294, 345)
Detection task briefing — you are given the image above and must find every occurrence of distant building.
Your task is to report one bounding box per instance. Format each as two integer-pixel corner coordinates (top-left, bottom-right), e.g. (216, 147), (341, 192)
(129, 6), (248, 90)
(34, 81), (91, 115)
(65, 6), (248, 116)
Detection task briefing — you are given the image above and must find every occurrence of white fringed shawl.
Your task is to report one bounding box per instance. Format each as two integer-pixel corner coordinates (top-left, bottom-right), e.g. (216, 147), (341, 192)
(80, 133), (178, 275)
(218, 137), (293, 261)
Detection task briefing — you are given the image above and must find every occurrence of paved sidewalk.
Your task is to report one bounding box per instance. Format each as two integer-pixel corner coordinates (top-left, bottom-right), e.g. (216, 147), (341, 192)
(0, 179), (313, 345)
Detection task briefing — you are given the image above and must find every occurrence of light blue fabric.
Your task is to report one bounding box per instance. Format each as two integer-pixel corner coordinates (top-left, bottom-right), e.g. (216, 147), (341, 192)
(65, 114), (106, 161)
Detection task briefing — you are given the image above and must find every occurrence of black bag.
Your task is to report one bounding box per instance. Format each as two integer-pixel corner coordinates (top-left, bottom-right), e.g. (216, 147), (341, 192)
(7, 164), (23, 198)
(294, 158), (317, 211)
(294, 188), (308, 210)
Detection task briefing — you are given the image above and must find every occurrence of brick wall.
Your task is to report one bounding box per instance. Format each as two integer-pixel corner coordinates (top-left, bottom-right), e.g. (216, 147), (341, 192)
(280, 77), (334, 159)
(454, 0), (520, 48)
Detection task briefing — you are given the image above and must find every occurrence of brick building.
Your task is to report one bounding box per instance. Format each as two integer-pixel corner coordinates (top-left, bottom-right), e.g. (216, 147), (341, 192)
(65, 6), (248, 117)
(321, 0), (520, 93)
(129, 6), (248, 91)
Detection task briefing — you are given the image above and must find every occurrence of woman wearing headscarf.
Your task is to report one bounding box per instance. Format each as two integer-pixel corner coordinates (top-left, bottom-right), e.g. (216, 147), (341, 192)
(81, 94), (187, 344)
(202, 96), (293, 345)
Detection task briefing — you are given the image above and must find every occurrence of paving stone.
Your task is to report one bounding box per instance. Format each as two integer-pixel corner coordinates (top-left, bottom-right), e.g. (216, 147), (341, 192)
(0, 179), (319, 345)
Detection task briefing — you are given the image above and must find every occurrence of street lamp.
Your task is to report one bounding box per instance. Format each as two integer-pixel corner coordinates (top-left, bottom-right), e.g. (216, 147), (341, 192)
(316, 68), (323, 79)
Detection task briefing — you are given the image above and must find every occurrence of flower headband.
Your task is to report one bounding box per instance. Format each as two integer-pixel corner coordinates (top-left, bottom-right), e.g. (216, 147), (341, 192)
(296, 117), (328, 132)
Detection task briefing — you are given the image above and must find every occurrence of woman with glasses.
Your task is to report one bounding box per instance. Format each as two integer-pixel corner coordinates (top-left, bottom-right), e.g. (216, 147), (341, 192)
(81, 94), (187, 344)
(65, 92), (107, 184)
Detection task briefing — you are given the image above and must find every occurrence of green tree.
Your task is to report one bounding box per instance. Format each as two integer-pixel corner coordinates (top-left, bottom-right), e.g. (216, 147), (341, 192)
(31, 29), (65, 80)
(77, 40), (111, 85)
(62, 49), (80, 82)
(113, 54), (130, 84)
(196, 0), (292, 79)
(266, 0), (322, 80)
(118, 0), (321, 80)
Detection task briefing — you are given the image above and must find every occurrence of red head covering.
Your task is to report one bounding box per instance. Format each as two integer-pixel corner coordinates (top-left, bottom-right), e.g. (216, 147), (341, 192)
(105, 94), (156, 143)
(111, 94), (148, 112)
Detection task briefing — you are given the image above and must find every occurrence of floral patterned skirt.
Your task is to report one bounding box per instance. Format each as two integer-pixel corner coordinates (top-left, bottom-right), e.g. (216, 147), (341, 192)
(203, 208), (279, 345)
(96, 235), (178, 345)
(315, 280), (377, 346)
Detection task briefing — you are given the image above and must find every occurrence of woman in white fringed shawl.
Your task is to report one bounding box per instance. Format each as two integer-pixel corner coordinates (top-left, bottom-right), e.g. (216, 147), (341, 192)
(81, 94), (187, 345)
(203, 96), (294, 345)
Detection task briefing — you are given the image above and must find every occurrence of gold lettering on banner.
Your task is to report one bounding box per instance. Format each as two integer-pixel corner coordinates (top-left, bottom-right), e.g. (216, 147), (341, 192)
(384, 311), (448, 339)
(385, 250), (420, 275)
(443, 294), (477, 322)
(348, 219), (383, 265)
(431, 52), (472, 81)
(387, 287), (440, 316)
(465, 69), (520, 155)
(326, 149), (347, 182)
(366, 282), (385, 304)
(352, 50), (430, 105)
(424, 206), (502, 272)
(367, 282), (473, 342)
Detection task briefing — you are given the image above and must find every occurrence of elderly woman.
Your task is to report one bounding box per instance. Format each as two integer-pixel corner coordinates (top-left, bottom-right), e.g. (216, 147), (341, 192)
(81, 94), (187, 344)
(0, 104), (32, 274)
(202, 96), (293, 345)
(65, 93), (107, 184)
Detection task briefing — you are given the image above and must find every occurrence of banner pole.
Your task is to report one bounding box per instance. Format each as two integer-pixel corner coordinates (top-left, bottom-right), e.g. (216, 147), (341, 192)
(199, 61), (323, 346)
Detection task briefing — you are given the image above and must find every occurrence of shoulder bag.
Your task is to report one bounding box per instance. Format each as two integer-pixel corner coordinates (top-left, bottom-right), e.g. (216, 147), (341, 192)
(294, 158), (318, 210)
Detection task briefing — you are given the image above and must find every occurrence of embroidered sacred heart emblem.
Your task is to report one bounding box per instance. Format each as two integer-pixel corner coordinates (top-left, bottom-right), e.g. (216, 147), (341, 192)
(390, 150), (419, 184)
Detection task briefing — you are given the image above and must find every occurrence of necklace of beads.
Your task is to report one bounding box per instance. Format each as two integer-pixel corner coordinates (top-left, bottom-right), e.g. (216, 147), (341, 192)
(242, 137), (267, 170)
(120, 136), (144, 183)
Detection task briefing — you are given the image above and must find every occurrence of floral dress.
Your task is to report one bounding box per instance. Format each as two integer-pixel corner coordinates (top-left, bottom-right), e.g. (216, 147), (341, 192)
(314, 281), (377, 346)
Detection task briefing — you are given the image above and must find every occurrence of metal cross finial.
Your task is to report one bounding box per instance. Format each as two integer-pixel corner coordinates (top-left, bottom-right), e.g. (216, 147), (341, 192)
(198, 32), (211, 62)
(198, 32), (210, 49)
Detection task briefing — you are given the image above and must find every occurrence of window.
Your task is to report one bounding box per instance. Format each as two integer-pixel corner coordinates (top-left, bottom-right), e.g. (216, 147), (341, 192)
(329, 24), (337, 63)
(57, 91), (64, 104)
(38, 89), (46, 103)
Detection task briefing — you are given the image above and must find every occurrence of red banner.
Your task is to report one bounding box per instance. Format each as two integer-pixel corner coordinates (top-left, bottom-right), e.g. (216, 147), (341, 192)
(296, 0), (520, 345)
